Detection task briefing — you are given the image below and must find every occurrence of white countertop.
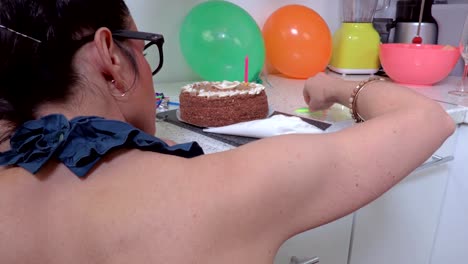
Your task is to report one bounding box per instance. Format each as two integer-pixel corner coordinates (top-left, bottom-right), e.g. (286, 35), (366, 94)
(263, 73), (468, 124)
(154, 74), (468, 153)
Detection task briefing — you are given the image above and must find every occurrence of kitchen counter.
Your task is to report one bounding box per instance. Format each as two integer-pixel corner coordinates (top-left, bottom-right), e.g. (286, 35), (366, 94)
(154, 74), (468, 153)
(264, 74), (468, 124)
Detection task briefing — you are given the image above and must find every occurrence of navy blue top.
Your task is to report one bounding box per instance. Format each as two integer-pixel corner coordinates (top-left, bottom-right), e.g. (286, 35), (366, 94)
(0, 114), (204, 177)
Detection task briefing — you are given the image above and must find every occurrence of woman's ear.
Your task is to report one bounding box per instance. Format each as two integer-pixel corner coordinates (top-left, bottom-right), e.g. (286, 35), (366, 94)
(93, 27), (124, 90)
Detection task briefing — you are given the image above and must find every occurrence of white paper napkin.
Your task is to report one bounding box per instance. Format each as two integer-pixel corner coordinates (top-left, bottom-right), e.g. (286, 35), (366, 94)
(203, 114), (324, 138)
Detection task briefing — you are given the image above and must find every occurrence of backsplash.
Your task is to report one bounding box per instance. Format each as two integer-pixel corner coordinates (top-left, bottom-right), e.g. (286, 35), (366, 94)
(127, 0), (340, 83)
(127, 0), (467, 82)
(433, 3), (468, 76)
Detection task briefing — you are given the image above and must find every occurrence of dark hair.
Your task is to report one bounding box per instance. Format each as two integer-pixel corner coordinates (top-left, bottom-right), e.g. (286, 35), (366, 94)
(0, 0), (135, 142)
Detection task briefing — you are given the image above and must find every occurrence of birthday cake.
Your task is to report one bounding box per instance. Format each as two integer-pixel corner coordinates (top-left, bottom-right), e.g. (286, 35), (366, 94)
(179, 81), (269, 127)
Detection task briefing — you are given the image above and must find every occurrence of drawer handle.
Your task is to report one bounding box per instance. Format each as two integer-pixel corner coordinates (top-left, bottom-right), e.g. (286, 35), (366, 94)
(290, 256), (319, 264)
(415, 155), (454, 172)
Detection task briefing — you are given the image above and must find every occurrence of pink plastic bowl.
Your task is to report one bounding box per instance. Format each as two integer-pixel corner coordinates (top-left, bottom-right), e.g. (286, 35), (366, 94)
(380, 43), (460, 86)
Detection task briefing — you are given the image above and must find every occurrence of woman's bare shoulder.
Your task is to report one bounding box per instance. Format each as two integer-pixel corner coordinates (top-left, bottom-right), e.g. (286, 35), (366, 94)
(72, 149), (275, 262)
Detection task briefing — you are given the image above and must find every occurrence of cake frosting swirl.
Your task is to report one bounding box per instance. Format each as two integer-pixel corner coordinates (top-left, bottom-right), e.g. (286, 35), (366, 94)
(181, 81), (265, 98)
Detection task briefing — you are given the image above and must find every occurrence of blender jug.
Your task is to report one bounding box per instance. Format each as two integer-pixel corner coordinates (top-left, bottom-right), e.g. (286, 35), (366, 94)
(329, 0), (390, 75)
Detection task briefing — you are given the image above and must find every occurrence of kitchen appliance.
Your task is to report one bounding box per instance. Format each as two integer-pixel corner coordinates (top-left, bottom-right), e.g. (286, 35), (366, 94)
(393, 0), (439, 44)
(373, 17), (395, 43)
(329, 0), (390, 75)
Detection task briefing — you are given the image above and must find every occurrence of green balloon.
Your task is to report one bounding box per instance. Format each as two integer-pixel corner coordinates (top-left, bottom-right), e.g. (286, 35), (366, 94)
(180, 1), (265, 82)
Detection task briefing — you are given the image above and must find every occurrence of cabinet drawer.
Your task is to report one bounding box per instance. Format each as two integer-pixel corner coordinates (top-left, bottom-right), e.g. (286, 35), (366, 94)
(348, 130), (458, 264)
(274, 214), (353, 264)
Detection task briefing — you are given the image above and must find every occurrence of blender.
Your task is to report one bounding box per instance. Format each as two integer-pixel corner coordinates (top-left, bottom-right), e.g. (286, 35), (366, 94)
(329, 0), (390, 75)
(393, 0), (438, 44)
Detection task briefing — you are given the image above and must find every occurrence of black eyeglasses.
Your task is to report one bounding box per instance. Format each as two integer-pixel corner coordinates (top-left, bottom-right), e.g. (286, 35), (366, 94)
(112, 30), (165, 76)
(75, 30), (165, 76)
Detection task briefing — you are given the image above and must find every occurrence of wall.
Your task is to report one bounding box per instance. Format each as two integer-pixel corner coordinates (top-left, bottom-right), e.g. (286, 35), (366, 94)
(126, 0), (341, 83)
(433, 3), (468, 76)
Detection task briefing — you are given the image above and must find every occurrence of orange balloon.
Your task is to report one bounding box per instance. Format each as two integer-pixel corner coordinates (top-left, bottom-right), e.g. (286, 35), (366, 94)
(263, 5), (332, 79)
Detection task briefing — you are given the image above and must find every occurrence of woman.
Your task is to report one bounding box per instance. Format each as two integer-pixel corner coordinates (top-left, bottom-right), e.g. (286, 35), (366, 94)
(0, 0), (454, 263)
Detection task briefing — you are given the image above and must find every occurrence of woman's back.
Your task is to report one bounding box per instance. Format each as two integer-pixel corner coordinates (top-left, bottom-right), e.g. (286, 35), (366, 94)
(0, 149), (281, 264)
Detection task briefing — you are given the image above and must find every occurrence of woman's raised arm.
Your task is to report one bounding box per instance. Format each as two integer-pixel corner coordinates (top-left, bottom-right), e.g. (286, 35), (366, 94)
(187, 73), (455, 247)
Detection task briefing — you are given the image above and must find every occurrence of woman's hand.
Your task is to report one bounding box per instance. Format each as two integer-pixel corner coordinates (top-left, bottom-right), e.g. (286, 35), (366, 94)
(303, 73), (344, 112)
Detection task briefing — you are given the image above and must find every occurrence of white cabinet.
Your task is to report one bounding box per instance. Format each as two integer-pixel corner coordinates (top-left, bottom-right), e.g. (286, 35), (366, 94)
(431, 124), (468, 264)
(274, 214), (353, 264)
(348, 130), (458, 264)
(273, 128), (459, 264)
(273, 130), (459, 264)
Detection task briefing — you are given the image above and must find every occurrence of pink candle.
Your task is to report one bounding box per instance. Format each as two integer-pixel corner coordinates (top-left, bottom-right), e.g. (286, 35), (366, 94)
(244, 55), (249, 83)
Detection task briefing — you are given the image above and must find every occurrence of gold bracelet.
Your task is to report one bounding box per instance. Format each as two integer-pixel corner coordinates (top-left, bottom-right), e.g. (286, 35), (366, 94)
(349, 76), (386, 123)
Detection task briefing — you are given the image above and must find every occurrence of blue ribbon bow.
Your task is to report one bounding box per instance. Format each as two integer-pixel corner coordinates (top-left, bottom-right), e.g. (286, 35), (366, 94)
(0, 114), (204, 177)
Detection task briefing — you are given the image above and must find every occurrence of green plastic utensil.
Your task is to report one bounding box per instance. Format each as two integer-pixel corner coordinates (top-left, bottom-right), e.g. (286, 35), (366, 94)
(295, 107), (311, 114)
